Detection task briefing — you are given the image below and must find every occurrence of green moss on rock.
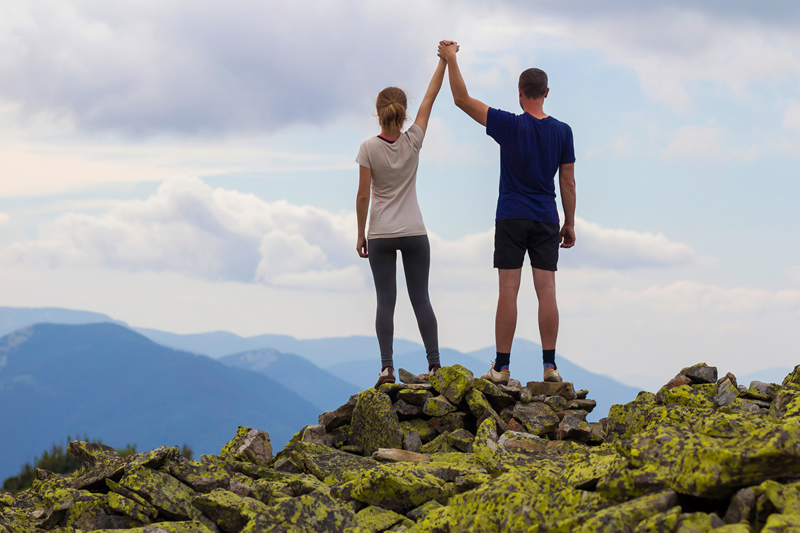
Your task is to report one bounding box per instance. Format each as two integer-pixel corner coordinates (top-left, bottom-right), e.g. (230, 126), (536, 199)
(351, 389), (404, 456)
(192, 488), (269, 532)
(400, 419), (437, 444)
(420, 434), (458, 455)
(428, 365), (474, 405)
(354, 505), (406, 532)
(220, 427), (273, 467)
(422, 395), (457, 417)
(336, 462), (456, 513)
(119, 465), (200, 521)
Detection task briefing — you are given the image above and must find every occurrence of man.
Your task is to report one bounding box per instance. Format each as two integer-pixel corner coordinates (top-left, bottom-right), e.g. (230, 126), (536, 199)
(438, 42), (576, 384)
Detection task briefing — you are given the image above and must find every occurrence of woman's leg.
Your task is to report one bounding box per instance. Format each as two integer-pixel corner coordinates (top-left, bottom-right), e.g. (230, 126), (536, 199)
(399, 235), (440, 366)
(368, 238), (398, 368)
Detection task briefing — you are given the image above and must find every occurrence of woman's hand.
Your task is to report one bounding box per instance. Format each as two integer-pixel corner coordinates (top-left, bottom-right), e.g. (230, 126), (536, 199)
(438, 40), (459, 59)
(357, 235), (369, 258)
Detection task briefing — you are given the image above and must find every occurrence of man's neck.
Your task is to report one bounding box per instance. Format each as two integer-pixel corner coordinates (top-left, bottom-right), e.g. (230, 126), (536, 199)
(520, 97), (548, 119)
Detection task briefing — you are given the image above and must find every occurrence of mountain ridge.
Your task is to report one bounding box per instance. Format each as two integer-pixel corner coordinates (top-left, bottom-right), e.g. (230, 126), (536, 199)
(0, 323), (320, 482)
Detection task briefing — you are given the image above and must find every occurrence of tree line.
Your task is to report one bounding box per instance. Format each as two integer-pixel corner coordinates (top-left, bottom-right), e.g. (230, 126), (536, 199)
(2, 436), (193, 494)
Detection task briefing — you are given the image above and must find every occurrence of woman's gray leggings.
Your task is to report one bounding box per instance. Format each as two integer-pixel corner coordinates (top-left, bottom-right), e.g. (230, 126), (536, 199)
(368, 235), (440, 369)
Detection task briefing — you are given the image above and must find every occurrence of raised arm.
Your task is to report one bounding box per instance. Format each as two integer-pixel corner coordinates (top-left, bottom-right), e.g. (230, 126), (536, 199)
(438, 42), (489, 126)
(558, 163), (576, 248)
(356, 165), (371, 257)
(413, 58), (447, 133)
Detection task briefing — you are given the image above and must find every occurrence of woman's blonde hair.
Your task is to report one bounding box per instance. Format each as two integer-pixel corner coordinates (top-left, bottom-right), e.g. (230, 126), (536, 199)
(376, 87), (407, 132)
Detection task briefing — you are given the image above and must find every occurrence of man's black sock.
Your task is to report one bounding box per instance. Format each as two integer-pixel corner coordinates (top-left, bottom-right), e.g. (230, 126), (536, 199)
(543, 349), (556, 369)
(494, 352), (510, 371)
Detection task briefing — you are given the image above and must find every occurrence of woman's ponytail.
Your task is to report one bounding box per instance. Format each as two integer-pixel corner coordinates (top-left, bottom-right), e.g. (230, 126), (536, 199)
(376, 87), (408, 132)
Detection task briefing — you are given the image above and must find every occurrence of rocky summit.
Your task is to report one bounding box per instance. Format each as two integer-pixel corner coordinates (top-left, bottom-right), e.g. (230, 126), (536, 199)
(1, 363), (800, 532)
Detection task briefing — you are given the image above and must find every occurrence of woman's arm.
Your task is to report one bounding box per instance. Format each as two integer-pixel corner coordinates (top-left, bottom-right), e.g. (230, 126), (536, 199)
(356, 165), (371, 257)
(413, 58), (447, 133)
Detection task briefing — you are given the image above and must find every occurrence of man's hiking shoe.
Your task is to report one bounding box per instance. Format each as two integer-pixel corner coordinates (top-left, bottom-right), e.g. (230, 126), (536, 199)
(544, 367), (563, 383)
(375, 367), (395, 388)
(481, 362), (510, 386)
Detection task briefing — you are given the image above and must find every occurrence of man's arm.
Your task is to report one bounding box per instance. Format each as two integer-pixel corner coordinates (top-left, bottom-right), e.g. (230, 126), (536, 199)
(558, 163), (576, 248)
(356, 165), (371, 257)
(438, 43), (489, 126)
(413, 58), (447, 133)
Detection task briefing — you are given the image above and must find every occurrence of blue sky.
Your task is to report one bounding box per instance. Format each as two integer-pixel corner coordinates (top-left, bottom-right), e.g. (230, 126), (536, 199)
(1, 1), (799, 384)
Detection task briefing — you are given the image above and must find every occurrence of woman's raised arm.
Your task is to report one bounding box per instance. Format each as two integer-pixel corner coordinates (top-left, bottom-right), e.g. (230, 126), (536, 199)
(413, 57), (447, 133)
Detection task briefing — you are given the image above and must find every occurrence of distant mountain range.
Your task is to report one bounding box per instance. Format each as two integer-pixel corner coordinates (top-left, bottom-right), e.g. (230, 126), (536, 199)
(0, 323), (319, 483)
(219, 349), (358, 412)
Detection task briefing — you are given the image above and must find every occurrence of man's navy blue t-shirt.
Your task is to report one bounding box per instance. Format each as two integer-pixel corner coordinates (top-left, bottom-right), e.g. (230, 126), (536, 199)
(486, 107), (575, 224)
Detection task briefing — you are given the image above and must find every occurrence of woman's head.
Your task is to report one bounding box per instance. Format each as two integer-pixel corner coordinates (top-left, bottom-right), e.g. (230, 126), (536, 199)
(376, 87), (407, 132)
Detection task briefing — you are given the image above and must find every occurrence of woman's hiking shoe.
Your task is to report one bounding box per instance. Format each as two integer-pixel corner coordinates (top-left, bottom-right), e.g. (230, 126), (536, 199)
(375, 367), (396, 389)
(420, 364), (441, 379)
(544, 367), (563, 383)
(480, 362), (510, 385)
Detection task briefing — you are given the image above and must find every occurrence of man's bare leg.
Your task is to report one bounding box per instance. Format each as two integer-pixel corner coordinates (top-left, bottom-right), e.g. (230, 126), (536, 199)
(532, 268), (558, 351)
(496, 268), (522, 353)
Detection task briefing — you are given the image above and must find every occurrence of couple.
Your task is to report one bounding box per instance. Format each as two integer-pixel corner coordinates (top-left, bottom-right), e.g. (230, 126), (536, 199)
(356, 41), (576, 389)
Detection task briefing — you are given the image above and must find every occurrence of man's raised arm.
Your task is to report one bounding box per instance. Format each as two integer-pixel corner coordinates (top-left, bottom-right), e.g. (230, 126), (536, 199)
(438, 42), (489, 126)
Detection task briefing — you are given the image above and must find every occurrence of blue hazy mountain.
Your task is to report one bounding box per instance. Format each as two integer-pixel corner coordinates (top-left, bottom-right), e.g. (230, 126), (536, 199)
(219, 348), (359, 412)
(0, 306), (127, 338)
(0, 323), (319, 483)
(134, 327), (422, 365)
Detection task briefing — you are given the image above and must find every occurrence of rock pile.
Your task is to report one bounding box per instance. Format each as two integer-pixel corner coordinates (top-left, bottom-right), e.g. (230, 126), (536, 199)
(1, 362), (799, 532)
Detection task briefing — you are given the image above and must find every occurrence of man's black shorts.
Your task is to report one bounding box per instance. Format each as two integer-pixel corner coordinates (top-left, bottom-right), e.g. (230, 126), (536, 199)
(494, 218), (560, 271)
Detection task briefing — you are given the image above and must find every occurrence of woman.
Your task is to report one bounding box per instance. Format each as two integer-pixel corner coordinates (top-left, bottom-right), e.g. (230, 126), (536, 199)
(356, 51), (451, 388)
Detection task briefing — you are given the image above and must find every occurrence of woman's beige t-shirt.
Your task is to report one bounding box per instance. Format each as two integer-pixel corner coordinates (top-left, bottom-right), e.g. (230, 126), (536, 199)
(356, 124), (426, 239)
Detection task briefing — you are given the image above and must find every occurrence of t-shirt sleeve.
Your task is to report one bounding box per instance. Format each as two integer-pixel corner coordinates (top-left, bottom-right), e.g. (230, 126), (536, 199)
(560, 125), (576, 164)
(486, 107), (514, 144)
(355, 140), (371, 168)
(407, 124), (425, 151)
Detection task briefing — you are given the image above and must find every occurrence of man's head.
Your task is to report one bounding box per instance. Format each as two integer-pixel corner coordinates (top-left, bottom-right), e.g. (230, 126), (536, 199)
(518, 68), (548, 100)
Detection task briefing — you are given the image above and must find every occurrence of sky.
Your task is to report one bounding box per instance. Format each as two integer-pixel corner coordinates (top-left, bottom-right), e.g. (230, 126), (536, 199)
(1, 0), (799, 386)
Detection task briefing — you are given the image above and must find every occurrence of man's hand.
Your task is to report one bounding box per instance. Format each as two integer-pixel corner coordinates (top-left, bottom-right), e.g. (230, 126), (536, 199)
(559, 225), (575, 248)
(437, 41), (458, 61)
(357, 236), (368, 258)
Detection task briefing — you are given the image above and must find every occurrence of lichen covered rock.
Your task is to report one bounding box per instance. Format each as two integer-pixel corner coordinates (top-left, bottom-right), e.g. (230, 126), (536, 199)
(428, 364), (474, 405)
(350, 389), (403, 456)
(220, 427), (273, 467)
(6, 362), (800, 533)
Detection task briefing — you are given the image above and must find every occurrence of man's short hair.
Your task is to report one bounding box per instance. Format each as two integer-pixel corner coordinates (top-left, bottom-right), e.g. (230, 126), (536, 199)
(519, 68), (548, 99)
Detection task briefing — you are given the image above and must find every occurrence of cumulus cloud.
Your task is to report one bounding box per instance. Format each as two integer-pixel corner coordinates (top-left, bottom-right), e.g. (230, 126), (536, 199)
(1, 177), (363, 290)
(0, 1), (460, 135)
(3, 1), (798, 136)
(0, 213), (8, 225)
(505, 2), (800, 111)
(564, 218), (698, 269)
(1, 178), (699, 289)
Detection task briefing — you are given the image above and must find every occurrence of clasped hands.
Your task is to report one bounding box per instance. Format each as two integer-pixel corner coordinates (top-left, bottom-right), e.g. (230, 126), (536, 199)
(437, 40), (459, 60)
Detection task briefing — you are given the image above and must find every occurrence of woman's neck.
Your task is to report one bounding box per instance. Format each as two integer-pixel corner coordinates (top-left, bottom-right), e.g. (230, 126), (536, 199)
(379, 128), (401, 141)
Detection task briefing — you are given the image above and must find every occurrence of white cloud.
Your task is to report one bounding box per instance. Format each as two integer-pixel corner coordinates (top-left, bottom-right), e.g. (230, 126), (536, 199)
(1, 178), (699, 290)
(1, 176), (363, 290)
(0, 1), (464, 135)
(555, 6), (800, 111)
(784, 101), (800, 130)
(0, 213), (8, 224)
(562, 217), (698, 269)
